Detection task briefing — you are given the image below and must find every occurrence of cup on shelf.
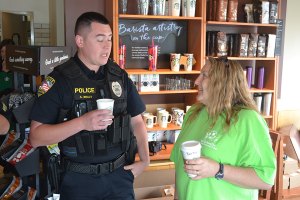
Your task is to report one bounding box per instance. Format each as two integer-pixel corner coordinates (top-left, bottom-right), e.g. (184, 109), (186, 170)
(158, 110), (172, 128)
(119, 44), (126, 69)
(119, 0), (128, 14)
(137, 0), (150, 15)
(181, 0), (187, 16)
(143, 114), (157, 128)
(170, 0), (181, 16)
(263, 93), (272, 116)
(170, 53), (181, 72)
(186, 0), (196, 17)
(148, 45), (158, 71)
(172, 108), (185, 127)
(150, 0), (166, 15)
(183, 53), (193, 71)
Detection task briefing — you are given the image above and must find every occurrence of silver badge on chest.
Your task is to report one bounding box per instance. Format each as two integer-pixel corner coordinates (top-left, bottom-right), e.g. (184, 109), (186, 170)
(111, 81), (122, 97)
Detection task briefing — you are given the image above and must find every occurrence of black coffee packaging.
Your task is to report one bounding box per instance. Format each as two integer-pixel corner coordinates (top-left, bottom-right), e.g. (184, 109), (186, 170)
(257, 34), (267, 57)
(269, 2), (278, 24)
(261, 1), (270, 24)
(239, 34), (249, 57)
(217, 32), (228, 56)
(248, 33), (259, 57)
(244, 4), (254, 23)
(206, 31), (218, 56)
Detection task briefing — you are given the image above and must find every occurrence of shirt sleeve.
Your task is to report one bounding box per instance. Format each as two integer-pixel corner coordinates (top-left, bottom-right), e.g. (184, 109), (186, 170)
(30, 71), (70, 124)
(126, 75), (145, 117)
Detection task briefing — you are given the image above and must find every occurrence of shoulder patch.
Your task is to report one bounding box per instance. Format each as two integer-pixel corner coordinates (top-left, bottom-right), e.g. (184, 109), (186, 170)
(38, 76), (56, 97)
(1, 102), (8, 112)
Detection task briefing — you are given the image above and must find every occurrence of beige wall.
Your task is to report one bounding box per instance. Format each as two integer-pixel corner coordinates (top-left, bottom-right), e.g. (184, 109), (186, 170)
(277, 0), (300, 129)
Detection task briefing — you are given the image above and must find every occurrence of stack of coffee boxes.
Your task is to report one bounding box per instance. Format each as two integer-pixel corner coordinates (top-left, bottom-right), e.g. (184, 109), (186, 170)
(282, 156), (300, 189)
(129, 74), (160, 92)
(280, 125), (300, 190)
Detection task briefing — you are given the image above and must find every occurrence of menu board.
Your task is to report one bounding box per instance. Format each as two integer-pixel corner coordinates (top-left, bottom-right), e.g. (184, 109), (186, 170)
(119, 19), (187, 69)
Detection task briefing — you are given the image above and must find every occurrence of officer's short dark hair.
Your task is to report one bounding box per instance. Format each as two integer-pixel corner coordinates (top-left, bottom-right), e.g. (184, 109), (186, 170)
(74, 12), (110, 36)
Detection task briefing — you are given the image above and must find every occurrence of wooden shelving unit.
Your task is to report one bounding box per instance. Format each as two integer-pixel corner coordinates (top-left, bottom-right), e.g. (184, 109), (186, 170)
(105, 0), (205, 166)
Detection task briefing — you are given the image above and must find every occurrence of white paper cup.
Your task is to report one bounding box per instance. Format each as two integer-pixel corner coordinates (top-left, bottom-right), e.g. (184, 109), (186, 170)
(181, 140), (201, 177)
(96, 99), (114, 112)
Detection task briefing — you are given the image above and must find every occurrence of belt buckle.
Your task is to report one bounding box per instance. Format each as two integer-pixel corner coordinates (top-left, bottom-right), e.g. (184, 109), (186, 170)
(95, 163), (102, 174)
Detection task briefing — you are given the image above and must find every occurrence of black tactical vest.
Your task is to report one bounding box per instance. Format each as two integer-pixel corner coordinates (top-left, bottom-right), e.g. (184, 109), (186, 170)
(55, 58), (132, 163)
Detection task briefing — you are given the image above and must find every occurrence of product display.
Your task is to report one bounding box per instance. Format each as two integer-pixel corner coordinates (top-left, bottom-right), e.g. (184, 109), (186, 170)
(248, 33), (259, 57)
(269, 2), (278, 24)
(217, 32), (227, 56)
(227, 0), (238, 22)
(244, 4), (254, 23)
(216, 0), (228, 21)
(257, 34), (267, 57)
(239, 34), (249, 57)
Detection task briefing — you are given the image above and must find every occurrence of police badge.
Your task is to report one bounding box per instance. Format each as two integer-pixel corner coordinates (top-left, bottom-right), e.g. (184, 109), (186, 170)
(111, 81), (122, 97)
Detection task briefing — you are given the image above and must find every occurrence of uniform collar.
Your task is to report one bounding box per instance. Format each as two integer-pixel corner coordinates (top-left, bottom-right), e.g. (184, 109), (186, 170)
(73, 53), (105, 80)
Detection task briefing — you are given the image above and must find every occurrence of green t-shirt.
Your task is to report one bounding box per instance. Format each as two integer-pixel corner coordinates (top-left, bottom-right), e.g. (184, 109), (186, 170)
(170, 107), (276, 200)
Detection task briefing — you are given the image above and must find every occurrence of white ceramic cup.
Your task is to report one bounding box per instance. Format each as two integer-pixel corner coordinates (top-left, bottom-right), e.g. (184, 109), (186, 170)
(137, 0), (150, 15)
(184, 53), (193, 71)
(186, 0), (196, 17)
(96, 99), (114, 112)
(181, 140), (201, 177)
(263, 93), (272, 116)
(173, 109), (185, 127)
(181, 0), (187, 16)
(254, 96), (262, 113)
(158, 110), (172, 128)
(170, 53), (181, 72)
(144, 114), (157, 128)
(170, 0), (181, 16)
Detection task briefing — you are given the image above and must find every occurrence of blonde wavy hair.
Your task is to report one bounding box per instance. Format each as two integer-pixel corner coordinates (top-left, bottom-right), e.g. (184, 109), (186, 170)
(188, 57), (258, 130)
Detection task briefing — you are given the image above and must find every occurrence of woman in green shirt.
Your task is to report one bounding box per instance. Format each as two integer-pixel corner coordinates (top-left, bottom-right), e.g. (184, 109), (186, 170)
(170, 57), (276, 200)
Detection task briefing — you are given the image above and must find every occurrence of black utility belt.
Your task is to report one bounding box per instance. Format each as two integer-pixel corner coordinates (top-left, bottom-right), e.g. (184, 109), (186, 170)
(65, 153), (126, 175)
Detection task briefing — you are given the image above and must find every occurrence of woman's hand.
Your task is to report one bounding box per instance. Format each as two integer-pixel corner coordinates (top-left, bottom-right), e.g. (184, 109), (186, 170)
(184, 157), (219, 180)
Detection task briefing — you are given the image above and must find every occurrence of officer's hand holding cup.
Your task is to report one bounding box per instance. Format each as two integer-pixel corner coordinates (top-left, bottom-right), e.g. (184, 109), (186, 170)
(96, 99), (114, 125)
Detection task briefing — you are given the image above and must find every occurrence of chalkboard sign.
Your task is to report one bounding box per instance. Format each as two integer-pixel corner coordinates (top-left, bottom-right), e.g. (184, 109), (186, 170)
(119, 19), (187, 69)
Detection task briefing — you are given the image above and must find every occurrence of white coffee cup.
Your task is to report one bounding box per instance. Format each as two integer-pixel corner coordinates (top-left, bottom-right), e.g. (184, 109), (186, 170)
(96, 99), (114, 112)
(158, 110), (172, 128)
(173, 109), (185, 127)
(184, 53), (193, 71)
(186, 0), (196, 17)
(181, 140), (201, 178)
(263, 93), (272, 116)
(170, 53), (181, 72)
(170, 0), (181, 16)
(144, 114), (157, 128)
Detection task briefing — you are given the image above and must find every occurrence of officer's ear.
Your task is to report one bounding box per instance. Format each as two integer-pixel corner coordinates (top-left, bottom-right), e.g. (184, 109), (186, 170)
(75, 35), (84, 48)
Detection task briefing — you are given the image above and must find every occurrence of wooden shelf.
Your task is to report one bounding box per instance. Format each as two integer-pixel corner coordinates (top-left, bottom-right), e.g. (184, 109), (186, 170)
(120, 14), (203, 21)
(207, 21), (278, 27)
(139, 89), (198, 95)
(136, 143), (174, 161)
(126, 68), (200, 75)
(208, 56), (277, 61)
(282, 187), (300, 199)
(146, 123), (181, 131)
(250, 88), (275, 93)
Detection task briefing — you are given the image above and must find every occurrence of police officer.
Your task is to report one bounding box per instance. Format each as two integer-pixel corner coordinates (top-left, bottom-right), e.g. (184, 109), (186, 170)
(29, 12), (150, 200)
